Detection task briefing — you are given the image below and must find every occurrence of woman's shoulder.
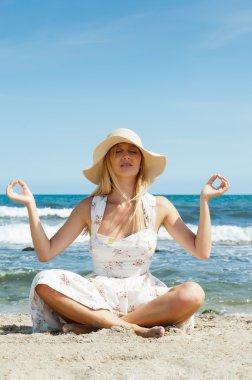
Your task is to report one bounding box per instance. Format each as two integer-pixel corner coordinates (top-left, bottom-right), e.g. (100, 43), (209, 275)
(78, 195), (93, 206)
(152, 194), (171, 205)
(73, 196), (93, 216)
(154, 195), (175, 212)
(153, 195), (178, 224)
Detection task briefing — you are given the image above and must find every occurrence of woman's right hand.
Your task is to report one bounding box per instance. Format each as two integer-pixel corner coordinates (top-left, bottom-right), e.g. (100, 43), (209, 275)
(6, 179), (35, 207)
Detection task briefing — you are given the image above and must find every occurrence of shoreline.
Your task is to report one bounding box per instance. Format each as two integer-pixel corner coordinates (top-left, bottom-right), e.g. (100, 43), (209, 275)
(2, 305), (252, 318)
(0, 314), (251, 379)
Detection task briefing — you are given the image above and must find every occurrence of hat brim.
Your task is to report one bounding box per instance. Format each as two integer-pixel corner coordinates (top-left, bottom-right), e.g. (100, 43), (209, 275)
(83, 136), (166, 185)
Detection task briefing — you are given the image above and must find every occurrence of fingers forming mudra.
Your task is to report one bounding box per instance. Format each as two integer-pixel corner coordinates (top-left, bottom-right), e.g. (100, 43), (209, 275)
(209, 174), (230, 192)
(202, 173), (230, 199)
(6, 179), (34, 206)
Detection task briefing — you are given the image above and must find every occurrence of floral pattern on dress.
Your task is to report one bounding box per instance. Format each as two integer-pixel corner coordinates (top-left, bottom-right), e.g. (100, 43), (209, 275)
(60, 273), (70, 286)
(117, 291), (127, 299)
(112, 249), (131, 258)
(133, 259), (145, 266)
(94, 215), (103, 227)
(113, 304), (122, 314)
(128, 305), (136, 313)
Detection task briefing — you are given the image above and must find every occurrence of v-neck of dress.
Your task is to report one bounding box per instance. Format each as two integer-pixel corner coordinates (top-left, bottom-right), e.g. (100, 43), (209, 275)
(96, 195), (155, 243)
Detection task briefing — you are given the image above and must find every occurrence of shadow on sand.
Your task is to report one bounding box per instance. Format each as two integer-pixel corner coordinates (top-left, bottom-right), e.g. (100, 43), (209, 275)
(0, 324), (32, 335)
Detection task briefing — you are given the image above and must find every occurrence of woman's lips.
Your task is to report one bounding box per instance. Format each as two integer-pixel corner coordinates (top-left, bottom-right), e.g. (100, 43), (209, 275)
(120, 162), (132, 167)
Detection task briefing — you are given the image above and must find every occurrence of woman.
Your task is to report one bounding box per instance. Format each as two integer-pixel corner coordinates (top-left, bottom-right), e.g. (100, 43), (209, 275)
(6, 128), (229, 338)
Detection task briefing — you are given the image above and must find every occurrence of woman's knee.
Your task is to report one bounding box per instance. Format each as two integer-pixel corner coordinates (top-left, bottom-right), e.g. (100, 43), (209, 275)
(174, 281), (205, 309)
(35, 284), (54, 298)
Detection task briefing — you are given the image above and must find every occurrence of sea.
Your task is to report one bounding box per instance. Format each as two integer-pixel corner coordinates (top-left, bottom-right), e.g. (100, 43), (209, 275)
(0, 194), (251, 316)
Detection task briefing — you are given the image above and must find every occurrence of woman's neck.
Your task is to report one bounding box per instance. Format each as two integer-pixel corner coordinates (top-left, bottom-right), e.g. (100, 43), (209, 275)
(108, 181), (136, 205)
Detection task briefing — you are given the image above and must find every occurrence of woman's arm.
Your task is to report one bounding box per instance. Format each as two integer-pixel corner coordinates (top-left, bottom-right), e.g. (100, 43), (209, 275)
(6, 179), (91, 262)
(26, 198), (90, 262)
(194, 195), (211, 259)
(156, 174), (230, 260)
(195, 174), (230, 259)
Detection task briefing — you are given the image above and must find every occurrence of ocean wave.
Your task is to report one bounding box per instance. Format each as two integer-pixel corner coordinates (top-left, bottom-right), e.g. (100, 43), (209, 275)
(0, 223), (251, 244)
(0, 223), (89, 244)
(0, 206), (71, 218)
(157, 225), (252, 243)
(212, 225), (252, 243)
(0, 268), (36, 280)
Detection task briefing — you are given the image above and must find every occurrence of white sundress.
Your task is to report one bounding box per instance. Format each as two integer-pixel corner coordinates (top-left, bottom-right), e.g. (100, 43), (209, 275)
(29, 192), (194, 333)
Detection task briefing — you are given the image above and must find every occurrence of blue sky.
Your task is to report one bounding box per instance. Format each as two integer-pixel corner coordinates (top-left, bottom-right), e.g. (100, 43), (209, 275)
(1, 0), (251, 194)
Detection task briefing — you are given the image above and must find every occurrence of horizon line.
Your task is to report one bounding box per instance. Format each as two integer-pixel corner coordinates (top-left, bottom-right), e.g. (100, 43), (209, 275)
(1, 193), (251, 196)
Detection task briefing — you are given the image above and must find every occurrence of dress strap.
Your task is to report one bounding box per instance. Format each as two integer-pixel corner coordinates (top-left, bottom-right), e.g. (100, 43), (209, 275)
(142, 193), (156, 230)
(91, 195), (107, 235)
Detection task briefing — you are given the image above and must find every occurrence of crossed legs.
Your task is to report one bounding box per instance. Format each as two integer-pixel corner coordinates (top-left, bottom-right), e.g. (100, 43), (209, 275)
(35, 281), (205, 338)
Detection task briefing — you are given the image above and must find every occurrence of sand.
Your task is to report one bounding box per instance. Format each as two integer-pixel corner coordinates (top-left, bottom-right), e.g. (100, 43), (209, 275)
(0, 314), (251, 380)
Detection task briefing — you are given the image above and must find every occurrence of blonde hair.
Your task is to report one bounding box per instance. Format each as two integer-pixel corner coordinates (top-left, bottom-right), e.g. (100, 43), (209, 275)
(84, 148), (151, 235)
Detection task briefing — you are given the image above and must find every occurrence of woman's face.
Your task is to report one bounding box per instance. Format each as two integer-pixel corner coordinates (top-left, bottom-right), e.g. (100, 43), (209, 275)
(109, 142), (142, 179)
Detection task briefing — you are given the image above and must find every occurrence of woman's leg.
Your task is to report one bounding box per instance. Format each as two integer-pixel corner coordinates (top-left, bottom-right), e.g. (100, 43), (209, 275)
(121, 282), (205, 327)
(35, 284), (165, 338)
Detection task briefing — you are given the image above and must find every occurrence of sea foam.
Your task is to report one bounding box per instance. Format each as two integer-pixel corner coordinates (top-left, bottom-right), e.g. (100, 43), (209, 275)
(0, 206), (71, 218)
(0, 223), (89, 244)
(0, 223), (251, 244)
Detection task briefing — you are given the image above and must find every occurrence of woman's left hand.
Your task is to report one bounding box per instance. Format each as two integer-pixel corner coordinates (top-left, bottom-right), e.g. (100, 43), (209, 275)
(201, 174), (230, 200)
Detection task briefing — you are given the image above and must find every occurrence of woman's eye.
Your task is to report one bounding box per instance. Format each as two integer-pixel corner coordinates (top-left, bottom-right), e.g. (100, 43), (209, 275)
(114, 148), (139, 154)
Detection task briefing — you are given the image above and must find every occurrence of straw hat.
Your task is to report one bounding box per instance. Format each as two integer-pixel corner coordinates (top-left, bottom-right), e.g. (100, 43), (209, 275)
(83, 128), (167, 185)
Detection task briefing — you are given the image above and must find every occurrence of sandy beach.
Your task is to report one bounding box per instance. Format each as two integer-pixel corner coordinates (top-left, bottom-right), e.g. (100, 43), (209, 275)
(0, 314), (251, 379)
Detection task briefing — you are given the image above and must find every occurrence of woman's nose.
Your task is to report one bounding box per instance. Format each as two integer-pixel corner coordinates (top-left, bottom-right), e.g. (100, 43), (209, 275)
(122, 151), (130, 158)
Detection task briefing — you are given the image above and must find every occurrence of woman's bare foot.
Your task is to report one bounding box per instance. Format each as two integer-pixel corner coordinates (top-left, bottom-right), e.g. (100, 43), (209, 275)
(134, 325), (165, 338)
(62, 319), (165, 339)
(62, 323), (97, 335)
